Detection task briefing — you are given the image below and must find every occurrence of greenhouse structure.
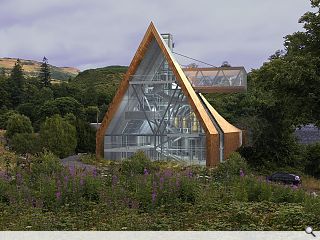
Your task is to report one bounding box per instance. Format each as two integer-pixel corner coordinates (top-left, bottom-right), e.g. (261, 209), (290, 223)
(96, 22), (247, 166)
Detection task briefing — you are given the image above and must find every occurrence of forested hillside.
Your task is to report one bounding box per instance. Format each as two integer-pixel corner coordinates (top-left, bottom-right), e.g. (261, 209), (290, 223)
(0, 61), (126, 156)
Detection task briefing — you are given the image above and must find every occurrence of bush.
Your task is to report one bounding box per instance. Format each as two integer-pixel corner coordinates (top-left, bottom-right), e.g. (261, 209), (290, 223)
(39, 115), (77, 158)
(214, 152), (249, 181)
(0, 178), (11, 204)
(30, 151), (63, 178)
(178, 175), (199, 204)
(11, 133), (41, 155)
(271, 205), (312, 230)
(0, 110), (18, 129)
(75, 119), (96, 153)
(232, 175), (308, 204)
(5, 114), (33, 139)
(121, 151), (156, 175)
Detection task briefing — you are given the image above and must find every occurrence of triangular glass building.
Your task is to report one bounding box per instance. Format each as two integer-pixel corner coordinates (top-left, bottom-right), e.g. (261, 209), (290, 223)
(96, 22), (246, 166)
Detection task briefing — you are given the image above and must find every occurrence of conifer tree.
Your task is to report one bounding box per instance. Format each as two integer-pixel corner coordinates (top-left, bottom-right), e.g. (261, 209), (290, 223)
(39, 56), (51, 87)
(9, 59), (25, 107)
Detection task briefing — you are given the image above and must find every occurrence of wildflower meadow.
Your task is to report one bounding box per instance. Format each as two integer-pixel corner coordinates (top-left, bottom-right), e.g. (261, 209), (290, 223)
(0, 151), (319, 230)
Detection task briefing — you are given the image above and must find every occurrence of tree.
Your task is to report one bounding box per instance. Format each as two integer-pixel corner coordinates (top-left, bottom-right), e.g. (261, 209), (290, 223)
(84, 106), (99, 123)
(39, 56), (51, 87)
(5, 113), (33, 139)
(284, 0), (320, 57)
(40, 97), (84, 121)
(207, 0), (320, 170)
(75, 119), (96, 153)
(282, 1), (320, 126)
(0, 78), (11, 110)
(80, 85), (98, 106)
(39, 115), (77, 158)
(8, 59), (24, 107)
(0, 110), (18, 129)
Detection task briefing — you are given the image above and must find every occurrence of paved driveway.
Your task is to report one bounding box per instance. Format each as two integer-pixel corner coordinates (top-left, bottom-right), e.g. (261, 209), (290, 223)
(61, 155), (96, 171)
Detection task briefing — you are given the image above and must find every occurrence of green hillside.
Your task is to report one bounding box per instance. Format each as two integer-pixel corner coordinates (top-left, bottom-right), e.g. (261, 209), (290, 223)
(72, 65), (127, 89)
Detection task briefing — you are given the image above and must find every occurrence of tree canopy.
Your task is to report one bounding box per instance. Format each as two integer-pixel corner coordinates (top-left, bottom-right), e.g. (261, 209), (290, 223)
(39, 56), (51, 87)
(5, 113), (33, 139)
(207, 0), (320, 170)
(39, 115), (77, 158)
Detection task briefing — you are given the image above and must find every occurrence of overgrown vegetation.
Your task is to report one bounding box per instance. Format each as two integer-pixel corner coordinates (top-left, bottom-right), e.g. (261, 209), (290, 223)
(0, 151), (319, 230)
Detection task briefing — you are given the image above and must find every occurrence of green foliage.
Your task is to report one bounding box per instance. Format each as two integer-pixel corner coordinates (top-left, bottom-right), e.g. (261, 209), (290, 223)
(305, 143), (320, 178)
(121, 151), (156, 175)
(214, 152), (248, 181)
(0, 110), (18, 129)
(11, 133), (40, 155)
(178, 175), (199, 204)
(0, 78), (11, 109)
(40, 97), (84, 121)
(39, 57), (51, 88)
(1, 149), (320, 230)
(0, 149), (17, 173)
(271, 205), (313, 230)
(30, 152), (63, 179)
(205, 1), (320, 171)
(39, 115), (77, 158)
(84, 106), (99, 123)
(70, 65), (127, 108)
(64, 113), (76, 126)
(233, 176), (306, 204)
(75, 119), (96, 153)
(7, 59), (24, 107)
(16, 103), (38, 123)
(6, 113), (33, 139)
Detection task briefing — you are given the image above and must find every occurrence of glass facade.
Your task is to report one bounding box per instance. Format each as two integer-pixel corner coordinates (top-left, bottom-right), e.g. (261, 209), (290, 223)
(183, 67), (247, 92)
(104, 39), (206, 164)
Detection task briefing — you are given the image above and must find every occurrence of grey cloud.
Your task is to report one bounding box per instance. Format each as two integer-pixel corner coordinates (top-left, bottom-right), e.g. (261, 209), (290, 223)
(0, 0), (313, 71)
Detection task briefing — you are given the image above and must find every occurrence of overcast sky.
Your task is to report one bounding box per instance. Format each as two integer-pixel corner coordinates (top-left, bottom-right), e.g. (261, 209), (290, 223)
(0, 0), (313, 72)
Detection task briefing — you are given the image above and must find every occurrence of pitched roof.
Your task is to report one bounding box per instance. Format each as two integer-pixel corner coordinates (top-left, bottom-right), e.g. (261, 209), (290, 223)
(96, 22), (218, 156)
(199, 93), (241, 133)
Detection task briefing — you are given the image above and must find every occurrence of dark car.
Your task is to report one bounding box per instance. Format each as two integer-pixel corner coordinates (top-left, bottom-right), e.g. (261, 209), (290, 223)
(266, 172), (302, 185)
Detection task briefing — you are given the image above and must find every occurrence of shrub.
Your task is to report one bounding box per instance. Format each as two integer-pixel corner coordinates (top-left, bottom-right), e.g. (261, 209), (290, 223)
(5, 113), (33, 139)
(0, 178), (11, 204)
(178, 175), (199, 204)
(271, 205), (312, 230)
(304, 195), (320, 217)
(232, 176), (307, 204)
(0, 110), (18, 129)
(75, 119), (96, 153)
(214, 152), (249, 181)
(39, 115), (77, 158)
(121, 151), (156, 175)
(30, 151), (63, 179)
(81, 174), (101, 202)
(11, 133), (41, 155)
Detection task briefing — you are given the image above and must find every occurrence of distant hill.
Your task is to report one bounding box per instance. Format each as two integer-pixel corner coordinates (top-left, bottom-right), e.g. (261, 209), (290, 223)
(0, 57), (80, 82)
(71, 65), (127, 90)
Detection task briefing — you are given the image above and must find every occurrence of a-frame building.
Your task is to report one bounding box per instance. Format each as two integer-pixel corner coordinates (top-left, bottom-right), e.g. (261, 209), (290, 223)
(96, 22), (244, 166)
